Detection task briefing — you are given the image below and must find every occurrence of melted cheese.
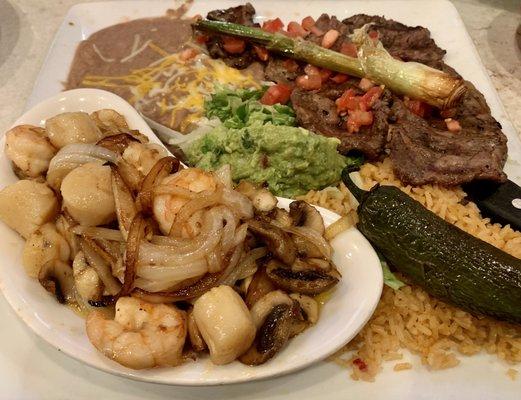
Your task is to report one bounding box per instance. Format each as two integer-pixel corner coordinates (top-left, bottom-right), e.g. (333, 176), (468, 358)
(81, 42), (260, 132)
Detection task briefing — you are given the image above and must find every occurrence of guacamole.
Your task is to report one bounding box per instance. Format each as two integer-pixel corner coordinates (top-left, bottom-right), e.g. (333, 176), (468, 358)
(185, 123), (348, 197)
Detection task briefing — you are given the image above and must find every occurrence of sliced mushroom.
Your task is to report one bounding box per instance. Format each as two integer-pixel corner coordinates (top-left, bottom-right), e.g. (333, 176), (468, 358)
(187, 309), (206, 352)
(290, 294), (319, 324)
(239, 303), (293, 366)
(267, 208), (293, 228)
(292, 235), (324, 258)
(247, 219), (296, 265)
(38, 260), (75, 304)
(289, 201), (325, 235)
(245, 266), (277, 308)
(266, 259), (340, 295)
(249, 290), (293, 328)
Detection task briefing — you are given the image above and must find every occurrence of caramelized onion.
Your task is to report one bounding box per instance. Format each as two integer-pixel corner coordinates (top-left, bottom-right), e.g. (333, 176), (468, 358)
(111, 165), (137, 239)
(120, 214), (146, 297)
(96, 133), (139, 154)
(221, 188), (253, 219)
(169, 187), (223, 236)
(137, 156), (180, 215)
(71, 226), (124, 242)
(80, 238), (121, 295)
(134, 244), (243, 303)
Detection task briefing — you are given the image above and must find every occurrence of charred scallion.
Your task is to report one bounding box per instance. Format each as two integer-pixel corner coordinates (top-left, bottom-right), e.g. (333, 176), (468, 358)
(193, 20), (466, 109)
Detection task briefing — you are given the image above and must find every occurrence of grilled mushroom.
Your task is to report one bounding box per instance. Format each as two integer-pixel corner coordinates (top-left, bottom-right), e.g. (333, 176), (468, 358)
(38, 260), (75, 303)
(247, 219), (296, 265)
(245, 266), (277, 307)
(249, 290), (293, 328)
(239, 303), (293, 365)
(265, 259), (340, 295)
(289, 201), (325, 234)
(187, 309), (207, 352)
(290, 294), (319, 324)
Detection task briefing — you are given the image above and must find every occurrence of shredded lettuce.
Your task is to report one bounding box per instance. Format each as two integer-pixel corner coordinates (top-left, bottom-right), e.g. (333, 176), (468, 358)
(205, 86), (295, 129)
(380, 258), (405, 291)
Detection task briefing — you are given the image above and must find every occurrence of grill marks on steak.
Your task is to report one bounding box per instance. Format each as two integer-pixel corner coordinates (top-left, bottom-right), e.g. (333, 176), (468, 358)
(342, 14), (446, 68)
(389, 82), (507, 185)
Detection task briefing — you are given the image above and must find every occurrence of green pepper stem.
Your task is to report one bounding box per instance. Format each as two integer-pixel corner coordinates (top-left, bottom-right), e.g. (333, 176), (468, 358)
(341, 166), (367, 202)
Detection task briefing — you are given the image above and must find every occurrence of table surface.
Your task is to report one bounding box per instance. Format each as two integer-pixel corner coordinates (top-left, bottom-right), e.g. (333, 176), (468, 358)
(0, 0), (520, 398)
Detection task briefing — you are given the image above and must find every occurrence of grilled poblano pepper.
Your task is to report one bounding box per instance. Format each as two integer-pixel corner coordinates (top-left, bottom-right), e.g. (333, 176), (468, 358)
(342, 167), (521, 323)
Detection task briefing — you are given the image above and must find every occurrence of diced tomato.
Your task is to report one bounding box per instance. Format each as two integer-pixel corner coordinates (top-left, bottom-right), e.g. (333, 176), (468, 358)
(296, 74), (322, 90)
(445, 118), (462, 132)
(310, 26), (325, 36)
(353, 358), (368, 372)
(359, 77), (375, 91)
(180, 48), (198, 61)
(405, 98), (430, 118)
(301, 16), (315, 31)
(195, 33), (209, 44)
(260, 83), (293, 105)
(222, 36), (246, 54)
(322, 29), (340, 48)
(319, 68), (333, 82)
(330, 73), (349, 83)
(368, 30), (379, 41)
(336, 89), (359, 112)
(359, 86), (383, 111)
(340, 41), (358, 58)
(253, 45), (269, 61)
(304, 64), (321, 78)
(286, 21), (308, 38)
(262, 18), (284, 33)
(347, 110), (374, 133)
(283, 59), (299, 73)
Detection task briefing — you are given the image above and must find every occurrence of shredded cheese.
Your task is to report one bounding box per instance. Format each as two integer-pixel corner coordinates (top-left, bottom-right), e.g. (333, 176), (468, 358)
(82, 42), (260, 131)
(92, 44), (115, 63)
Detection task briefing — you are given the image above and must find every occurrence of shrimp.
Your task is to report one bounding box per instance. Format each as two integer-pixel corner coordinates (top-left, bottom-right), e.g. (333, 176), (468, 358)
(5, 125), (57, 178)
(153, 168), (218, 235)
(86, 297), (187, 369)
(122, 142), (167, 176)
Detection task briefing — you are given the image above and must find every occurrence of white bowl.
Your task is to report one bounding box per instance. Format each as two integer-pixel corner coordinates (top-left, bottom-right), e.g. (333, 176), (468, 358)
(0, 88), (383, 385)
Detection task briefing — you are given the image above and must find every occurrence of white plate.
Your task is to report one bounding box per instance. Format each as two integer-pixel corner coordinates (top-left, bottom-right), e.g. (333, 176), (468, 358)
(0, 88), (383, 385)
(10, 0), (521, 398)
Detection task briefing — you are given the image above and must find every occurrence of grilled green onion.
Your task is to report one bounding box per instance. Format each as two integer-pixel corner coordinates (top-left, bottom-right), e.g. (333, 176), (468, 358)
(193, 20), (466, 109)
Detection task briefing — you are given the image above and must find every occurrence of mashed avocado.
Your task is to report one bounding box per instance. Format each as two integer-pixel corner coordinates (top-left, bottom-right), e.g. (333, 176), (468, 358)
(185, 123), (347, 197)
